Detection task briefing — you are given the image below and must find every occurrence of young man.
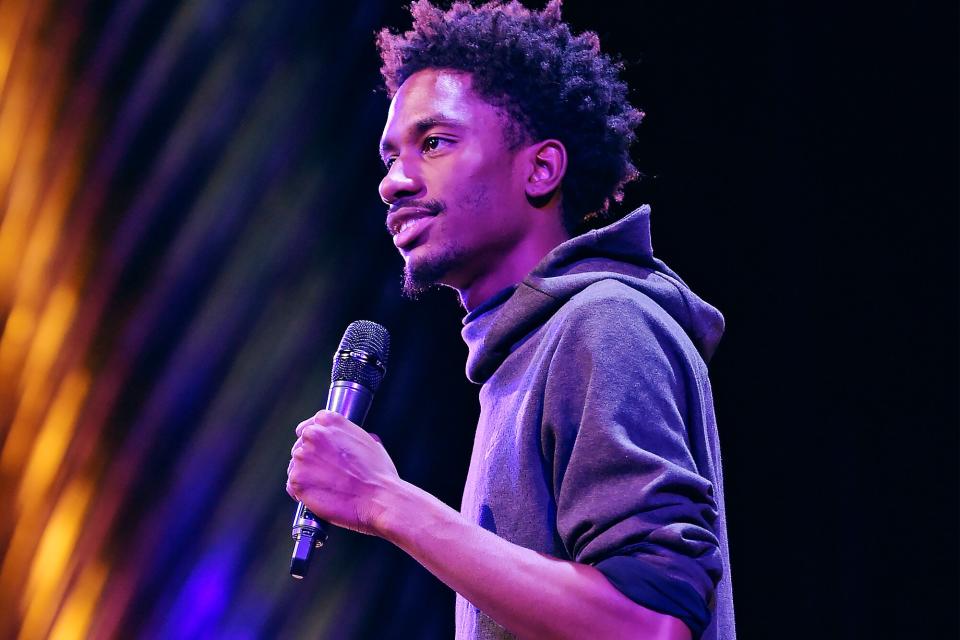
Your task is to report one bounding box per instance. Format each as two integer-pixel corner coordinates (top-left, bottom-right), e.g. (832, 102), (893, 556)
(286, 2), (734, 638)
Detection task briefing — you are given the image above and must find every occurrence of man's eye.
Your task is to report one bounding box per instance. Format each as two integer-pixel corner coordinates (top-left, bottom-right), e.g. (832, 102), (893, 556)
(422, 136), (446, 152)
(384, 157), (396, 169)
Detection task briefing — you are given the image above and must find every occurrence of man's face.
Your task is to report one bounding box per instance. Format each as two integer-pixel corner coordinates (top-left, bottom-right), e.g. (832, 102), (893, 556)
(379, 69), (530, 299)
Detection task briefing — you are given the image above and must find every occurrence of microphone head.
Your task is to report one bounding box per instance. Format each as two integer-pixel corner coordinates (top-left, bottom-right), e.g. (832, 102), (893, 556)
(331, 320), (390, 391)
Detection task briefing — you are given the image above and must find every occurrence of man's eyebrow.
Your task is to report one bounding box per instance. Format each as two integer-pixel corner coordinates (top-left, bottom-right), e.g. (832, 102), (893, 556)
(411, 114), (465, 134)
(379, 114), (466, 156)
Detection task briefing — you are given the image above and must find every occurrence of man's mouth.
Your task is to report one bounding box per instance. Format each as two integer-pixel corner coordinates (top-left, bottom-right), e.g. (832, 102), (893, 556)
(392, 214), (435, 249)
(397, 217), (425, 234)
(386, 202), (443, 250)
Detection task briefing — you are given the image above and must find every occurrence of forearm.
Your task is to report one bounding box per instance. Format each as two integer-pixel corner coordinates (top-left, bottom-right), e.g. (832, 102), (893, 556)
(373, 478), (691, 640)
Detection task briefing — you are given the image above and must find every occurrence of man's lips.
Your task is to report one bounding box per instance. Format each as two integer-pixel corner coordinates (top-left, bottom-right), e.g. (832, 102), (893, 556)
(386, 207), (438, 249)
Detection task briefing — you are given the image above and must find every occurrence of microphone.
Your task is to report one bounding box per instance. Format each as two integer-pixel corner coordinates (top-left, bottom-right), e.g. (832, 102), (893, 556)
(290, 320), (391, 579)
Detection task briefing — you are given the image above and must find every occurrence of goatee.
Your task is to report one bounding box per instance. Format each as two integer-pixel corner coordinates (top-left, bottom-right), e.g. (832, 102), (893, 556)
(401, 258), (447, 299)
(400, 239), (465, 300)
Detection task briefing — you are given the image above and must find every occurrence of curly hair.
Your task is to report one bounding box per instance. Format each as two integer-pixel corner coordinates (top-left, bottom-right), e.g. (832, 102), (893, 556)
(377, 0), (643, 233)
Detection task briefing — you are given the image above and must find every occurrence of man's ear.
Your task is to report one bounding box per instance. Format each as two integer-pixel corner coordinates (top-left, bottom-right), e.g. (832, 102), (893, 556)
(524, 139), (567, 203)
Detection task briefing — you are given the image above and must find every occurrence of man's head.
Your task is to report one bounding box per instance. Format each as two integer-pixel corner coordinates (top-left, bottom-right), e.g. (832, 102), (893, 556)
(377, 0), (642, 307)
(377, 0), (643, 233)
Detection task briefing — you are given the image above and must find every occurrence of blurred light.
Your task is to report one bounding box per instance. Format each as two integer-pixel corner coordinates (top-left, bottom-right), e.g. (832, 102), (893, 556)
(0, 302), (33, 378)
(0, 1), (31, 93)
(18, 476), (93, 640)
(1, 285), (78, 473)
(48, 559), (108, 640)
(17, 369), (91, 508)
(18, 158), (84, 306)
(21, 285), (77, 390)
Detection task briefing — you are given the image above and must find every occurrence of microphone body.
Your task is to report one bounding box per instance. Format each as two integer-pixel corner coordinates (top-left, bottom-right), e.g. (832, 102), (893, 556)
(290, 321), (390, 579)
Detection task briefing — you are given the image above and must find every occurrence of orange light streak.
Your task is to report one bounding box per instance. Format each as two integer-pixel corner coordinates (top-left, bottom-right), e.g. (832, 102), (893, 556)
(0, 0), (55, 303)
(0, 301), (33, 379)
(17, 368), (90, 509)
(0, 507), (44, 640)
(0, 14), (35, 194)
(17, 477), (93, 640)
(22, 284), (78, 390)
(48, 559), (108, 640)
(16, 132), (82, 297)
(0, 0), (30, 96)
(0, 0), (44, 188)
(1, 285), (78, 473)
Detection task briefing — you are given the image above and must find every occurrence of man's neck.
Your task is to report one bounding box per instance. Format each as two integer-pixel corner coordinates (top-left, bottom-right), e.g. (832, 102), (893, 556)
(456, 221), (570, 312)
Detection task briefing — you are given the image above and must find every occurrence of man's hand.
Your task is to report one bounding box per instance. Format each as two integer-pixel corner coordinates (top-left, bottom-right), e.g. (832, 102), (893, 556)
(286, 410), (400, 536)
(285, 410), (691, 639)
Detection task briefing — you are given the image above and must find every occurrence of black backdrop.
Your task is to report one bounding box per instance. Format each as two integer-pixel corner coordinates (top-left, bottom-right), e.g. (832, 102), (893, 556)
(367, 2), (959, 637)
(0, 1), (955, 638)
(354, 2), (960, 636)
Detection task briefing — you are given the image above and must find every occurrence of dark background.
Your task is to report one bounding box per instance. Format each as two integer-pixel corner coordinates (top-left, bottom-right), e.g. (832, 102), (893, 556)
(0, 1), (955, 638)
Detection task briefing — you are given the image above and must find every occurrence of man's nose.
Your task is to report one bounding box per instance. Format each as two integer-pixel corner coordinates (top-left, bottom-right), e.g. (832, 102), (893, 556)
(379, 158), (423, 204)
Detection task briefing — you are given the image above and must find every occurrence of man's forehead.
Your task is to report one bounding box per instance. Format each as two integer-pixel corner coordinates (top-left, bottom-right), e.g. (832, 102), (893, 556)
(393, 70), (473, 113)
(380, 70), (480, 142)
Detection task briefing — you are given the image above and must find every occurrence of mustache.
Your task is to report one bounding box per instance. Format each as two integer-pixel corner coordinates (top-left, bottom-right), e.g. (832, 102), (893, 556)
(386, 198), (445, 218)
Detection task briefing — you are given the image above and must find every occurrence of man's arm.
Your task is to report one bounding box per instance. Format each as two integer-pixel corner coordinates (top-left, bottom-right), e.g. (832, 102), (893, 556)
(287, 410), (691, 640)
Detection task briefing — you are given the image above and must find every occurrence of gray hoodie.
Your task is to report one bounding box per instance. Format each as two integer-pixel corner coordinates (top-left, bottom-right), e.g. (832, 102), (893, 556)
(456, 205), (735, 640)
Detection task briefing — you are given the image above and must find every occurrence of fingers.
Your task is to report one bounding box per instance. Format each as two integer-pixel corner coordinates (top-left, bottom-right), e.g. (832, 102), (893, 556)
(286, 457), (298, 500)
(288, 413), (387, 498)
(295, 411), (379, 445)
(294, 410), (342, 438)
(311, 410), (364, 433)
(295, 415), (315, 437)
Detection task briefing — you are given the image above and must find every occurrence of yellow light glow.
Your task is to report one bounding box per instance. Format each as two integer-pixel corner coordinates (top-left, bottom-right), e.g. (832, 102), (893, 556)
(0, 3), (36, 192)
(0, 2), (40, 301)
(17, 369), (91, 508)
(18, 154), (83, 295)
(47, 559), (108, 640)
(18, 477), (93, 640)
(0, 0), (30, 95)
(0, 301), (34, 378)
(4, 48), (61, 283)
(21, 284), (77, 389)
(0, 507), (43, 611)
(0, 380), (42, 473)
(0, 201), (33, 302)
(1, 285), (78, 475)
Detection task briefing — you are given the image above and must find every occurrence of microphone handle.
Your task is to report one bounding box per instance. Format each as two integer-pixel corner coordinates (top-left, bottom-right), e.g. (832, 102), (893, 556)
(290, 381), (375, 579)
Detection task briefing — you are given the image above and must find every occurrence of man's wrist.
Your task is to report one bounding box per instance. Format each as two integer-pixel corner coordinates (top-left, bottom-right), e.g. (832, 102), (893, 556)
(369, 477), (457, 549)
(369, 477), (429, 542)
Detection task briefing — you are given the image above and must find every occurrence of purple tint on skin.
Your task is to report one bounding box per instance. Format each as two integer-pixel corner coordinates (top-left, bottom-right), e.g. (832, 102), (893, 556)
(385, 198), (446, 233)
(377, 69), (570, 311)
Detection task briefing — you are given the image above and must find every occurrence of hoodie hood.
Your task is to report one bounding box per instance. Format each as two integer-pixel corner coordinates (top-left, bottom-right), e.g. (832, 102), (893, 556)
(461, 205), (724, 384)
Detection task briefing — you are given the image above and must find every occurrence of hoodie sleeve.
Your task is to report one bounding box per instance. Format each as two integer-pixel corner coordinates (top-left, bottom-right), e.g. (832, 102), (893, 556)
(540, 288), (723, 638)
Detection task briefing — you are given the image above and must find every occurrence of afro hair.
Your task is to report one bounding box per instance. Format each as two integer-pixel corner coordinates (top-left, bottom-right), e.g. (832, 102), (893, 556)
(377, 0), (644, 232)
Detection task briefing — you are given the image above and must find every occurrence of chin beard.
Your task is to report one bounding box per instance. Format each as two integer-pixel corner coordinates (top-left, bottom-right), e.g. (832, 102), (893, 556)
(401, 260), (446, 300)
(400, 245), (462, 300)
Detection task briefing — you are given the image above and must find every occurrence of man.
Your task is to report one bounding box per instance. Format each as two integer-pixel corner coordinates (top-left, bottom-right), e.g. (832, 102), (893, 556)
(286, 2), (735, 638)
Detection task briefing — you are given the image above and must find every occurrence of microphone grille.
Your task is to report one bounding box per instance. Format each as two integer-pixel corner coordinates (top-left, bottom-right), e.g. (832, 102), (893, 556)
(331, 320), (390, 390)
